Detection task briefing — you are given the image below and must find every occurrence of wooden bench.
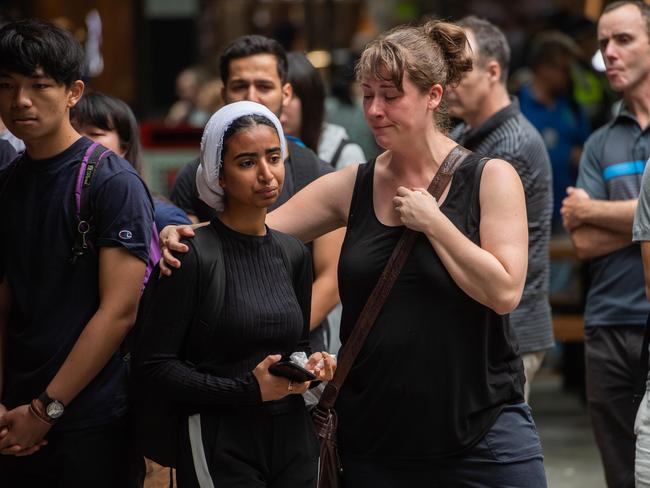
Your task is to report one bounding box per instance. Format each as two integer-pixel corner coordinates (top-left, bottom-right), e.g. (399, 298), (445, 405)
(552, 313), (584, 342)
(549, 238), (585, 342)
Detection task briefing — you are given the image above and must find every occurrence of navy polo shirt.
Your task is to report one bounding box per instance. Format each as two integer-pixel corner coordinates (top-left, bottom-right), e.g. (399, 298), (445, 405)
(577, 106), (650, 327)
(0, 136), (154, 430)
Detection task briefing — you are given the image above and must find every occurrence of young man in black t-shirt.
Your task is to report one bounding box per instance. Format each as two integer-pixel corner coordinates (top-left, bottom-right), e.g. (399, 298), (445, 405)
(0, 20), (153, 487)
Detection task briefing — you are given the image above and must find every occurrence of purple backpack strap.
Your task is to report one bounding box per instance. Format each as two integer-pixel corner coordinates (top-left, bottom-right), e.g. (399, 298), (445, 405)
(72, 142), (160, 288)
(74, 142), (99, 216)
(70, 143), (111, 264)
(144, 225), (162, 286)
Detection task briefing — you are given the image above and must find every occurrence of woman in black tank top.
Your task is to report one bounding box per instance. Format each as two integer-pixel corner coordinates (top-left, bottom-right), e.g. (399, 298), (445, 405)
(160, 22), (547, 488)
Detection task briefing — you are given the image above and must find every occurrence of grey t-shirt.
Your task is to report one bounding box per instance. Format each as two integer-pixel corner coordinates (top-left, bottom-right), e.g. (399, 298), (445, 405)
(577, 108), (650, 327)
(632, 160), (650, 385)
(634, 161), (650, 242)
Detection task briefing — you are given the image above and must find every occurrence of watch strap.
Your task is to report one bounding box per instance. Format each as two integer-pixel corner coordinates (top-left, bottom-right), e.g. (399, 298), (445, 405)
(30, 398), (54, 425)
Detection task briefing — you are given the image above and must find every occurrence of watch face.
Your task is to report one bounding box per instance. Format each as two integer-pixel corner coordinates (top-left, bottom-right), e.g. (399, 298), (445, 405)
(46, 400), (64, 419)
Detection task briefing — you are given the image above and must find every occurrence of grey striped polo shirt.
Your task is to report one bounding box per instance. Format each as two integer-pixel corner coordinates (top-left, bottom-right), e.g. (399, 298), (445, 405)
(451, 98), (554, 354)
(577, 106), (650, 327)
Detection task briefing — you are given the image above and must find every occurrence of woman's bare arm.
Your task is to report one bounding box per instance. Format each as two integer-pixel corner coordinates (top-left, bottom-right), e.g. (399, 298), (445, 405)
(395, 159), (528, 314)
(266, 164), (357, 241)
(160, 165), (358, 274)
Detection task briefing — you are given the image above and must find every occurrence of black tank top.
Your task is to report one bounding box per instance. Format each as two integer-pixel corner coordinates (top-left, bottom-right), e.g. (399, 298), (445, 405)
(337, 155), (525, 462)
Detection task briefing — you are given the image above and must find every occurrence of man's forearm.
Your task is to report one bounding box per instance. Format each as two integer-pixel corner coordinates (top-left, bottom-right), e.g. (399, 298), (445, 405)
(309, 229), (344, 330)
(570, 224), (632, 260)
(581, 199), (637, 234)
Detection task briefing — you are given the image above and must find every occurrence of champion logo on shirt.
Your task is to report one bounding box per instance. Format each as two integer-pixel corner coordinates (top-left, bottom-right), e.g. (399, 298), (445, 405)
(118, 230), (133, 240)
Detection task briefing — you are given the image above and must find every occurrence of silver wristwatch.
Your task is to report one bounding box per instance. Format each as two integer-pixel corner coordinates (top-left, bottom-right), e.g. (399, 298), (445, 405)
(38, 391), (65, 421)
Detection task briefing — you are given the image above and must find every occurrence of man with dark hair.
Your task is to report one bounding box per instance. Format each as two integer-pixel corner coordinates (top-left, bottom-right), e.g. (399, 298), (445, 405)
(219, 34), (289, 88)
(0, 19), (153, 486)
(519, 31), (591, 230)
(561, 2), (650, 486)
(170, 34), (342, 352)
(172, 35), (295, 223)
(447, 16), (554, 402)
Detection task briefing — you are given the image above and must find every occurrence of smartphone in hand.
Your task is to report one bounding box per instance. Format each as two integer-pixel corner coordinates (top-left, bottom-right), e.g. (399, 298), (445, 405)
(269, 358), (317, 382)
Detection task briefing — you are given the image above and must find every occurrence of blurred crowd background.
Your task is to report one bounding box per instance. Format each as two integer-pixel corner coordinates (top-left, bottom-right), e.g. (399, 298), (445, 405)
(0, 0), (622, 374)
(0, 0), (616, 180)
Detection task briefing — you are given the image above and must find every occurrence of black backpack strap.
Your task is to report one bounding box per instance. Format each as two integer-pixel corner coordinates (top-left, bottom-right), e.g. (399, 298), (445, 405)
(70, 143), (112, 264)
(126, 263), (163, 361)
(288, 140), (323, 193)
(184, 223), (226, 364)
(635, 312), (650, 405)
(128, 223), (225, 470)
(330, 139), (350, 170)
(132, 223), (226, 380)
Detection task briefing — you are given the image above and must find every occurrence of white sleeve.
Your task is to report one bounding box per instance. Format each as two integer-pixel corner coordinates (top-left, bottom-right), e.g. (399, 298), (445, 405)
(336, 143), (366, 170)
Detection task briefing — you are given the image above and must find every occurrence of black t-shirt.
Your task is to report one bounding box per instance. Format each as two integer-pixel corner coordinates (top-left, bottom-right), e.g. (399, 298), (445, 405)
(0, 137), (155, 430)
(336, 157), (524, 462)
(0, 139), (17, 171)
(169, 158), (214, 223)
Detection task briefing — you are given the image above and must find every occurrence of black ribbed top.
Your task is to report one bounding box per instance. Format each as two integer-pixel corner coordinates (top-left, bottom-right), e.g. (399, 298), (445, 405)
(214, 218), (306, 376)
(137, 218), (312, 411)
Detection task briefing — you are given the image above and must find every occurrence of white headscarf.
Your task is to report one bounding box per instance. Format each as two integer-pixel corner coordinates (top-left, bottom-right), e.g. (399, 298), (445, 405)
(196, 101), (286, 211)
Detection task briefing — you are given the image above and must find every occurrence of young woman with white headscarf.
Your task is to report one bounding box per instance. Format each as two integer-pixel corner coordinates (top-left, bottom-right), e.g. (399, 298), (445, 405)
(135, 101), (335, 487)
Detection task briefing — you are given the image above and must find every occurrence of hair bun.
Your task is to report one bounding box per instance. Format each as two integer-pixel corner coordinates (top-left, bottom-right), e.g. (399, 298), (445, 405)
(423, 20), (473, 86)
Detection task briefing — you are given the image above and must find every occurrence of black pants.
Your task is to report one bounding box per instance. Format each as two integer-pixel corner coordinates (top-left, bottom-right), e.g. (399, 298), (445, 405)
(585, 325), (644, 488)
(176, 399), (319, 488)
(0, 416), (142, 488)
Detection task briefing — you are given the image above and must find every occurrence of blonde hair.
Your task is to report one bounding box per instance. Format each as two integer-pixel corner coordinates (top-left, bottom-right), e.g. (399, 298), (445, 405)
(356, 20), (472, 130)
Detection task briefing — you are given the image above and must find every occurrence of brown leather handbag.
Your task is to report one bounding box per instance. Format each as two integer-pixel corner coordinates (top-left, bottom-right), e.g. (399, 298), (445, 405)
(311, 145), (471, 488)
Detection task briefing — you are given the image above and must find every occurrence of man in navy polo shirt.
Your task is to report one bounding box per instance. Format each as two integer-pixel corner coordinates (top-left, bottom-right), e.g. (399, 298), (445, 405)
(561, 2), (650, 486)
(0, 20), (153, 487)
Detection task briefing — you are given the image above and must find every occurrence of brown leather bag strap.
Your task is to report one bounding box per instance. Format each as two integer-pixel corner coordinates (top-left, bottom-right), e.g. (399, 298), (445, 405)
(318, 145), (472, 409)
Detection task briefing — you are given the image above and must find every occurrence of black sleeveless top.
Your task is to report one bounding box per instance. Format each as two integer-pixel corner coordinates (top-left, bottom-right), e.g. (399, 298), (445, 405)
(336, 155), (525, 463)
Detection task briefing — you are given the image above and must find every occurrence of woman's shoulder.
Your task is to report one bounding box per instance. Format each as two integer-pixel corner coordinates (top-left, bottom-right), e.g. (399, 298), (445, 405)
(456, 152), (514, 178)
(474, 157), (525, 202)
(481, 157), (520, 180)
